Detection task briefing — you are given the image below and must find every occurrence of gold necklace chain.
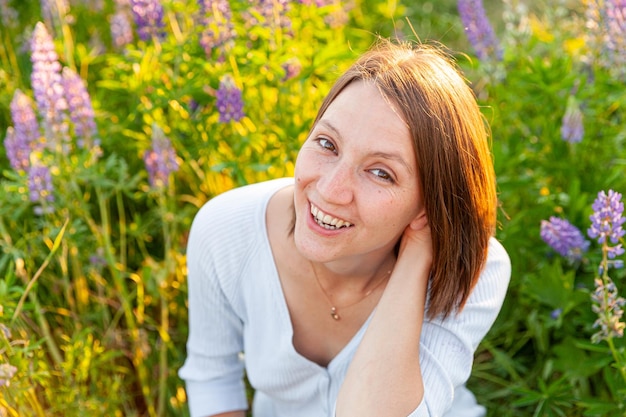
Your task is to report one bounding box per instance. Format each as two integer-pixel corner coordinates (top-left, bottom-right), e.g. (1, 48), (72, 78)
(311, 262), (392, 321)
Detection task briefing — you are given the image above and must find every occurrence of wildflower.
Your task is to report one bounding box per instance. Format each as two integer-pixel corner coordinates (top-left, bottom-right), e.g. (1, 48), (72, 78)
(457, 0), (503, 61)
(130, 0), (165, 41)
(143, 124), (179, 188)
(540, 217), (590, 261)
(588, 190), (626, 343)
(604, 0), (626, 69)
(588, 190), (626, 259)
(62, 67), (99, 149)
(282, 58), (302, 81)
(216, 74), (244, 123)
(550, 308), (562, 320)
(110, 10), (134, 48)
(244, 0), (292, 34)
(561, 95), (584, 143)
(6, 90), (41, 171)
(89, 248), (107, 270)
(30, 22), (69, 151)
(585, 0), (626, 75)
(0, 364), (17, 388)
(591, 277), (626, 343)
(28, 164), (54, 214)
(197, 0), (236, 57)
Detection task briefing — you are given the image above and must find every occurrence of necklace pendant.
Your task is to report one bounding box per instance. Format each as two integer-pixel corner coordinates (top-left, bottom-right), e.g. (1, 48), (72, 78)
(330, 307), (340, 321)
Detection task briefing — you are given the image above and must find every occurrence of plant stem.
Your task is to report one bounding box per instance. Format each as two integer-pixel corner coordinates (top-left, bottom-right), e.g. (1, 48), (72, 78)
(96, 186), (156, 417)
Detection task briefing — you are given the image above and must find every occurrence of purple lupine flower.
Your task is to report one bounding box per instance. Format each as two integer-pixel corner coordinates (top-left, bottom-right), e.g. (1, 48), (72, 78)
(198, 0), (236, 57)
(561, 95), (584, 143)
(604, 0), (626, 68)
(130, 0), (165, 41)
(588, 190), (626, 259)
(110, 10), (134, 48)
(540, 216), (590, 261)
(216, 74), (244, 123)
(591, 277), (626, 343)
(244, 0), (292, 34)
(550, 308), (563, 320)
(6, 90), (41, 171)
(30, 22), (70, 151)
(62, 67), (99, 149)
(457, 0), (503, 61)
(0, 363), (18, 388)
(89, 247), (107, 270)
(28, 164), (55, 214)
(143, 124), (179, 187)
(282, 58), (302, 81)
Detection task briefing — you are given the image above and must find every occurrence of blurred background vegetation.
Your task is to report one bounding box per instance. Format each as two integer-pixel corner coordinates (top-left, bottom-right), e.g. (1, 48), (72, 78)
(1, 0), (625, 416)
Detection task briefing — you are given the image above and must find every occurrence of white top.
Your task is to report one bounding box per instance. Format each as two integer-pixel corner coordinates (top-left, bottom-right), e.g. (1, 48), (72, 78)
(178, 178), (511, 417)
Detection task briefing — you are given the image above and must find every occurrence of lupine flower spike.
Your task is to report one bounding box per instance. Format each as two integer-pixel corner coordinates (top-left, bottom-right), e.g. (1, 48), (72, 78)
(604, 0), (626, 71)
(457, 0), (503, 61)
(30, 22), (69, 152)
(540, 216), (590, 261)
(588, 190), (626, 260)
(561, 95), (584, 143)
(5, 89), (41, 171)
(130, 0), (165, 41)
(216, 74), (244, 123)
(198, 0), (236, 58)
(588, 190), (626, 343)
(143, 124), (179, 188)
(0, 363), (18, 388)
(28, 164), (55, 215)
(110, 9), (134, 48)
(62, 67), (100, 151)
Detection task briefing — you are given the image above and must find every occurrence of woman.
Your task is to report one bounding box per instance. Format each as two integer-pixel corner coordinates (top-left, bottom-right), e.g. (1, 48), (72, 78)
(179, 40), (511, 417)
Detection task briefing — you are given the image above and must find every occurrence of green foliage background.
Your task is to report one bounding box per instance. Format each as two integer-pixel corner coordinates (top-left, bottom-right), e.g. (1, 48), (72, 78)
(0, 0), (625, 416)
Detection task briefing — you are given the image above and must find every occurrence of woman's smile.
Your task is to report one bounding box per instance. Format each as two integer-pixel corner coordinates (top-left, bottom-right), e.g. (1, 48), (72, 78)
(310, 202), (353, 230)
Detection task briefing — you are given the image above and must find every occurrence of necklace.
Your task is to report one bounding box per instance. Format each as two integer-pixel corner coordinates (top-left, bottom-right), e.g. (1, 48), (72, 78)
(311, 262), (392, 321)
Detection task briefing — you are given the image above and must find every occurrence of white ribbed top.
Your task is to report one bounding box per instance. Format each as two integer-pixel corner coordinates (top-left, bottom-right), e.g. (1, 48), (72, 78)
(178, 178), (511, 417)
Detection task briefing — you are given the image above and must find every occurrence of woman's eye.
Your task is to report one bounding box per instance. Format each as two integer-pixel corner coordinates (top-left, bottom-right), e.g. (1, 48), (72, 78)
(317, 138), (336, 153)
(370, 168), (393, 182)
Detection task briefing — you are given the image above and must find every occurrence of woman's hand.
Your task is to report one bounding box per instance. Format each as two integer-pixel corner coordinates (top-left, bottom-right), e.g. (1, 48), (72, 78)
(397, 211), (433, 268)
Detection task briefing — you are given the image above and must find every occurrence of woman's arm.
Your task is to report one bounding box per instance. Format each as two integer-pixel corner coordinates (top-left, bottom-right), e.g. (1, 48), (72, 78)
(336, 218), (432, 417)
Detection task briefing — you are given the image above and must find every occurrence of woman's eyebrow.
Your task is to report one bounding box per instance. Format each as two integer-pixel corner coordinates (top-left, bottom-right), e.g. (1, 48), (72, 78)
(317, 119), (342, 140)
(370, 151), (415, 175)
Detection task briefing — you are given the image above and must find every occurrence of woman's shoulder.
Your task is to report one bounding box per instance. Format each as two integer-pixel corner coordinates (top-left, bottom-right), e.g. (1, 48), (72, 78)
(193, 178), (294, 224)
(486, 237), (511, 275)
(188, 178), (294, 251)
(473, 237), (511, 299)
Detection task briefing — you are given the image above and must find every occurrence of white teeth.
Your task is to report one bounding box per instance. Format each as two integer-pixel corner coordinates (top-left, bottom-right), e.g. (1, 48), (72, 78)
(310, 203), (352, 229)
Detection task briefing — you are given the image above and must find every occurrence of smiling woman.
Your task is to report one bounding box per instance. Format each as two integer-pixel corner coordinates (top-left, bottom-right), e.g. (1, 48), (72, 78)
(178, 39), (511, 417)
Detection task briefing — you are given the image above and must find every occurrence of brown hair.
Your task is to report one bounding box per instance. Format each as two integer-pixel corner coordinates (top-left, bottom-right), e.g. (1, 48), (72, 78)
(311, 40), (497, 319)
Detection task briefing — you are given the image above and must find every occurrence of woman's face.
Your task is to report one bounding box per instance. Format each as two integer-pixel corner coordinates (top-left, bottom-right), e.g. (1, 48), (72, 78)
(293, 80), (423, 264)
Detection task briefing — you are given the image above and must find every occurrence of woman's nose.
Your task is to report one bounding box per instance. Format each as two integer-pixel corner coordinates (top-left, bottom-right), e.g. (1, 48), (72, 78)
(316, 162), (354, 205)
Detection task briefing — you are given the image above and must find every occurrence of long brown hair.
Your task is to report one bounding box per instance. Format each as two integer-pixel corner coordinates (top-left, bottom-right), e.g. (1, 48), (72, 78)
(310, 40), (497, 319)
